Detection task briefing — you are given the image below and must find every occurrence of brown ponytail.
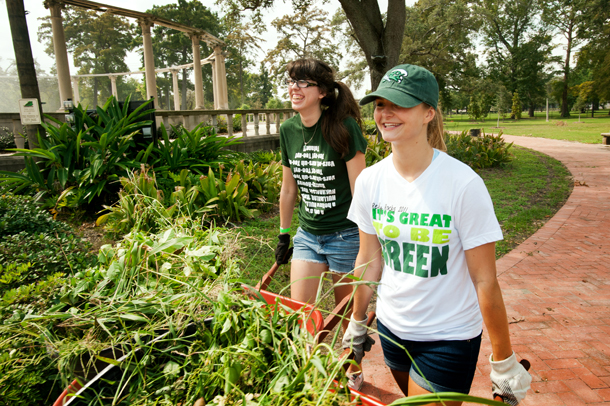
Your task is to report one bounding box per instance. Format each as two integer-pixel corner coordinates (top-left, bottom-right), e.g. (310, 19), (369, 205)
(287, 59), (362, 158)
(426, 105), (447, 151)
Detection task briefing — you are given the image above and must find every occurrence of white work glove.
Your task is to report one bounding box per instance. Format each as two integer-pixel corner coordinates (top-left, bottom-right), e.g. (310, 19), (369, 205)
(342, 314), (375, 364)
(490, 352), (532, 405)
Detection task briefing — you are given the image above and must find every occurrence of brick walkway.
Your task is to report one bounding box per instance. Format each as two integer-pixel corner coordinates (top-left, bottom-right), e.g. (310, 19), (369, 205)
(358, 136), (610, 405)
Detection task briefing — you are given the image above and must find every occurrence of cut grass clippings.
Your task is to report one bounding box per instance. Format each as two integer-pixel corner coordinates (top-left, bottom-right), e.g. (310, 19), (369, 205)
(442, 110), (610, 144)
(234, 145), (573, 284)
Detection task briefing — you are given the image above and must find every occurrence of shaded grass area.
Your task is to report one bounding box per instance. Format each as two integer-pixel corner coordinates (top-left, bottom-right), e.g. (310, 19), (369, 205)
(443, 110), (610, 144)
(234, 145), (573, 288)
(481, 146), (572, 258)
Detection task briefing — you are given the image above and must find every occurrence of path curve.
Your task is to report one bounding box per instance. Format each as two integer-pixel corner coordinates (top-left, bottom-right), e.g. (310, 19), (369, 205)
(359, 136), (610, 405)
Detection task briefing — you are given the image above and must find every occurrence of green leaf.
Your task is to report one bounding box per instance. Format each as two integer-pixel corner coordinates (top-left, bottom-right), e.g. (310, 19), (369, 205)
(163, 361), (180, 377)
(119, 313), (148, 322)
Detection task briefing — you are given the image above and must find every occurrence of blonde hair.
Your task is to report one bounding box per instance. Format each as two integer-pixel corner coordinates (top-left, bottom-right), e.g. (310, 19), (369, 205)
(426, 104), (446, 151)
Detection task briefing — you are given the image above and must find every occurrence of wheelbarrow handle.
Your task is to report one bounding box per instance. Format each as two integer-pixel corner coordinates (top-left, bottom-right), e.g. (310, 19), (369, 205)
(255, 262), (280, 291)
(493, 359), (531, 403)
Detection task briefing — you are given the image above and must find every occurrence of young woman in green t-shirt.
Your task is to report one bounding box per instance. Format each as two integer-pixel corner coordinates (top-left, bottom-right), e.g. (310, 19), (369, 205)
(275, 58), (368, 389)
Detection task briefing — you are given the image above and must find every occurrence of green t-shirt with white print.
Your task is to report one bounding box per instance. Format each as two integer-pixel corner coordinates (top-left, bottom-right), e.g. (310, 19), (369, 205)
(280, 113), (367, 235)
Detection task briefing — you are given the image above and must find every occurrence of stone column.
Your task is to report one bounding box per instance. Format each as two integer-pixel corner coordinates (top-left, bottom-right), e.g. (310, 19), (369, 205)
(72, 77), (80, 105)
(171, 70), (180, 111)
(211, 63), (219, 110)
(46, 1), (72, 110)
(190, 34), (205, 110)
(214, 46), (229, 109)
(110, 76), (118, 99)
(139, 19), (157, 104)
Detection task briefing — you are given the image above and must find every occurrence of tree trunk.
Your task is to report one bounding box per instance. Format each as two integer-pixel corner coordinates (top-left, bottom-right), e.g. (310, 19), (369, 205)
(6, 0), (45, 149)
(529, 104), (535, 117)
(339, 0), (406, 91)
(560, 24), (573, 118)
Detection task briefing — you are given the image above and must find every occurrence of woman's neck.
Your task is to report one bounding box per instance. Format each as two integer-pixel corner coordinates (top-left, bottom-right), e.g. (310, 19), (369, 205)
(300, 107), (323, 127)
(391, 135), (434, 183)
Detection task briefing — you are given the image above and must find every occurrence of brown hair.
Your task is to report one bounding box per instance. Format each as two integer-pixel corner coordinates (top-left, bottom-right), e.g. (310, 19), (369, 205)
(287, 59), (363, 158)
(426, 104), (447, 151)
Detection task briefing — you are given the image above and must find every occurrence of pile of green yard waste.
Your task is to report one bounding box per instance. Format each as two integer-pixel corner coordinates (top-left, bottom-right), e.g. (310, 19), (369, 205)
(0, 222), (356, 406)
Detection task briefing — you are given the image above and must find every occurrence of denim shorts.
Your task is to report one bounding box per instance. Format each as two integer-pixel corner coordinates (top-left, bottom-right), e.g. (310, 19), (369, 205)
(377, 320), (482, 394)
(292, 226), (359, 274)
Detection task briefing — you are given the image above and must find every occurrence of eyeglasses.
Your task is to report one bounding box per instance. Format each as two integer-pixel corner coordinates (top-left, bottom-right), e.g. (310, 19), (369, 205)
(285, 78), (318, 88)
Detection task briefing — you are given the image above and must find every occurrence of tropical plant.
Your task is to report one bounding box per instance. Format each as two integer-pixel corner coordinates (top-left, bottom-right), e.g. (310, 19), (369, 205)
(196, 166), (259, 222)
(0, 96), (154, 209)
(98, 162), (273, 235)
(233, 159), (283, 211)
(151, 123), (241, 174)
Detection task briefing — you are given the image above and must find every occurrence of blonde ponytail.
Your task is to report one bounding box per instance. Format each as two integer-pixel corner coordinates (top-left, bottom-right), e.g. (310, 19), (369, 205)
(426, 105), (446, 151)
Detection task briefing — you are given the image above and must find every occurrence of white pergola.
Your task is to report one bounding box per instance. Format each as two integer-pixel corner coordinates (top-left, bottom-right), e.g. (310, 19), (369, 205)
(43, 0), (229, 111)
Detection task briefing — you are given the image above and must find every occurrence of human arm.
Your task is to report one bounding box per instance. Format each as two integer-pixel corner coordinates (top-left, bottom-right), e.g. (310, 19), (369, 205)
(276, 165), (299, 265)
(346, 151), (366, 196)
(466, 242), (531, 404)
(279, 165), (298, 231)
(342, 230), (383, 362)
(466, 242), (512, 361)
(351, 230), (384, 320)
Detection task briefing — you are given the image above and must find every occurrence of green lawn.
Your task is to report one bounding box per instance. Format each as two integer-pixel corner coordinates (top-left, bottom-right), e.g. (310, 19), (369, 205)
(442, 109), (610, 144)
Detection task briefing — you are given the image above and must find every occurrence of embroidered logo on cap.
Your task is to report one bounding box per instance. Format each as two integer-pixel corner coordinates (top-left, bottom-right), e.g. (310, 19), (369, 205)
(382, 69), (409, 84)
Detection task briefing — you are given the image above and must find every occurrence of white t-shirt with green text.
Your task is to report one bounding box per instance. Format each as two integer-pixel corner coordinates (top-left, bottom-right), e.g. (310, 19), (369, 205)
(348, 151), (503, 341)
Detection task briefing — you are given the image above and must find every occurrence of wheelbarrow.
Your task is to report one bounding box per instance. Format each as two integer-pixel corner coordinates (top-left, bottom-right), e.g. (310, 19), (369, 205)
(53, 262), (381, 406)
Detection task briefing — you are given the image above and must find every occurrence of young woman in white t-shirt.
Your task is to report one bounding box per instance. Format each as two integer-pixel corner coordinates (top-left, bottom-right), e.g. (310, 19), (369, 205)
(342, 64), (531, 405)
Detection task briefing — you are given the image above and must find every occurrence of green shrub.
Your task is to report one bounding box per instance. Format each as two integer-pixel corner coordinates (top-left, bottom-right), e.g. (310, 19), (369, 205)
(365, 133), (391, 167)
(511, 92), (522, 119)
(246, 149), (282, 164)
(0, 194), (70, 237)
(0, 232), (95, 285)
(213, 115), (243, 133)
(362, 119), (378, 136)
(0, 127), (16, 151)
(444, 130), (513, 169)
(468, 95), (483, 121)
(232, 114), (243, 132)
(0, 195), (96, 286)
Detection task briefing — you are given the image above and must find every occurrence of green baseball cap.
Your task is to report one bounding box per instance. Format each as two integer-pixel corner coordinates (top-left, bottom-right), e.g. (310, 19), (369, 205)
(359, 64), (439, 109)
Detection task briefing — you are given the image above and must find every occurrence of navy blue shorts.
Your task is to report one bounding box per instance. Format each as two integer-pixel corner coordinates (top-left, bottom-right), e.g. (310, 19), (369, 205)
(377, 320), (482, 394)
(292, 227), (359, 274)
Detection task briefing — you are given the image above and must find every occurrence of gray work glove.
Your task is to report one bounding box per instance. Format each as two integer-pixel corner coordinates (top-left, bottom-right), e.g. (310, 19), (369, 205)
(342, 314), (375, 364)
(490, 352), (532, 405)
